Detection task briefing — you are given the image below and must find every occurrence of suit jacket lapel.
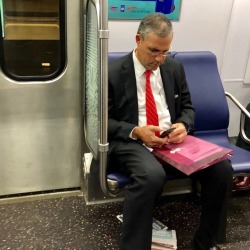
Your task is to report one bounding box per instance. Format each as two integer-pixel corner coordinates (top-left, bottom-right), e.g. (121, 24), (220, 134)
(160, 63), (176, 121)
(121, 54), (139, 124)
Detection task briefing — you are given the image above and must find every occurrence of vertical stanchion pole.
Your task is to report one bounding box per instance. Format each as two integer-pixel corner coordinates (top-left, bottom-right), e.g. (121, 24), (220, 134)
(98, 0), (110, 195)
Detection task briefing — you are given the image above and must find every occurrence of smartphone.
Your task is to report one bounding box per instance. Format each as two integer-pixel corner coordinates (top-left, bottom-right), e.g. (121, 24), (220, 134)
(159, 127), (176, 138)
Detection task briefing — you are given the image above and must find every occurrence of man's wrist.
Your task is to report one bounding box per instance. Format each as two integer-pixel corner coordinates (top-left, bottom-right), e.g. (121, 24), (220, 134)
(179, 122), (190, 133)
(130, 126), (139, 140)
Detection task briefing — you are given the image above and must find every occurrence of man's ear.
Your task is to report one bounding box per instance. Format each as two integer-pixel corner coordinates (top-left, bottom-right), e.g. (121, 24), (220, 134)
(135, 34), (141, 44)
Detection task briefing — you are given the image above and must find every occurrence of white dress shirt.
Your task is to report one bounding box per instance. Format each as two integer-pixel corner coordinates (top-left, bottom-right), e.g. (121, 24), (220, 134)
(132, 51), (171, 130)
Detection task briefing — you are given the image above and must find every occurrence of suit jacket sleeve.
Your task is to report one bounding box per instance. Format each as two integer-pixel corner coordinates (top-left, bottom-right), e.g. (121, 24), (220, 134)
(108, 53), (138, 141)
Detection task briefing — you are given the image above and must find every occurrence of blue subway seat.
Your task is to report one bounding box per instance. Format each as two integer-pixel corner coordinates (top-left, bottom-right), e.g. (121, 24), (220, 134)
(107, 51), (250, 192)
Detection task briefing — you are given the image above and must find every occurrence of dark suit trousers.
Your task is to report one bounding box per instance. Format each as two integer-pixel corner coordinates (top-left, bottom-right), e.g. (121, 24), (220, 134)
(109, 140), (233, 250)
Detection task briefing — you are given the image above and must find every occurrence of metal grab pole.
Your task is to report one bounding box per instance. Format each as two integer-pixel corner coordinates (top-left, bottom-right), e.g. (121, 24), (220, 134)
(98, 0), (110, 195)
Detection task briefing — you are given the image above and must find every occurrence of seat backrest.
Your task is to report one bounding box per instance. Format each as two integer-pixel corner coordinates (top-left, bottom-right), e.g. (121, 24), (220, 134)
(106, 51), (250, 191)
(172, 51), (230, 132)
(109, 51), (229, 132)
(108, 52), (129, 64)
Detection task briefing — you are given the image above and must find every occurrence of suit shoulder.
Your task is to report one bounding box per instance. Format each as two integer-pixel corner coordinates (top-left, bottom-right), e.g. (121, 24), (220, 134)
(109, 53), (132, 72)
(165, 56), (182, 67)
(161, 56), (185, 74)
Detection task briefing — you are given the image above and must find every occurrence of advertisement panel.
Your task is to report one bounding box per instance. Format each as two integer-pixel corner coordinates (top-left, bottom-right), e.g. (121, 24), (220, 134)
(108, 0), (181, 20)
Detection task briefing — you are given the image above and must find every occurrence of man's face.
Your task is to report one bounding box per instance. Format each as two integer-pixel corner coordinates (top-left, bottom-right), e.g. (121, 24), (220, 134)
(135, 31), (173, 71)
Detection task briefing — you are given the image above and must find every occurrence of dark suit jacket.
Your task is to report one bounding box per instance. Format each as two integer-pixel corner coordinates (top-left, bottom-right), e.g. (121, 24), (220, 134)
(108, 52), (195, 144)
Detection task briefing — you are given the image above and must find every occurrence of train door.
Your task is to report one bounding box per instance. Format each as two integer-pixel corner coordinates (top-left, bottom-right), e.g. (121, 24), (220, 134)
(0, 0), (82, 196)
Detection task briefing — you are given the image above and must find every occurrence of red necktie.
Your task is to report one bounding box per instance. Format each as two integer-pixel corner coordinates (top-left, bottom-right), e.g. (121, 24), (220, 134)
(145, 70), (159, 136)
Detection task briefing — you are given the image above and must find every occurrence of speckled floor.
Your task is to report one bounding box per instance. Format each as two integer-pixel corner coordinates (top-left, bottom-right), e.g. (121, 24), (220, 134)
(0, 190), (249, 250)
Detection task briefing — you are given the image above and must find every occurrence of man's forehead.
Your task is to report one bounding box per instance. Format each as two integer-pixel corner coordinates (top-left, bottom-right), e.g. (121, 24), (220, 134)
(144, 31), (172, 41)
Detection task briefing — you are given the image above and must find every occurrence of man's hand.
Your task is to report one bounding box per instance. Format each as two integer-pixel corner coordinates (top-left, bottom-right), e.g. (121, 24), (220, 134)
(166, 122), (187, 144)
(132, 123), (187, 148)
(132, 125), (168, 148)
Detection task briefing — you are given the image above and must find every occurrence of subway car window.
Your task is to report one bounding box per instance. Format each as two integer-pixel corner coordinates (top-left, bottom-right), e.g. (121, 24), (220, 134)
(0, 0), (65, 81)
(85, 0), (99, 157)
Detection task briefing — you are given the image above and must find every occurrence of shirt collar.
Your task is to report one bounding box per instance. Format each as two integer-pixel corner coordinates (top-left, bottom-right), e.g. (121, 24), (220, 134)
(132, 50), (159, 78)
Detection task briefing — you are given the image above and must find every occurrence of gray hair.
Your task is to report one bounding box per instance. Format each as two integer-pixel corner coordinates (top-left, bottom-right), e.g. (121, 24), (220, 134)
(137, 13), (173, 40)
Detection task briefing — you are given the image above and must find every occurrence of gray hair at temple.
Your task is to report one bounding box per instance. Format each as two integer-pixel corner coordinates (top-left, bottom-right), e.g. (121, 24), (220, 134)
(137, 13), (173, 40)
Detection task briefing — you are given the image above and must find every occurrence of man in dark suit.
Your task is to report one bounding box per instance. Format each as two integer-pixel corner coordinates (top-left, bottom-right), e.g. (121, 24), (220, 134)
(108, 13), (233, 250)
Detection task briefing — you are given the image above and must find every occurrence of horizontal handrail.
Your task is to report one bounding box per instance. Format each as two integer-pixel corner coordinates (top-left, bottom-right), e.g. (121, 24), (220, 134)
(225, 92), (250, 144)
(240, 114), (250, 144)
(225, 92), (250, 119)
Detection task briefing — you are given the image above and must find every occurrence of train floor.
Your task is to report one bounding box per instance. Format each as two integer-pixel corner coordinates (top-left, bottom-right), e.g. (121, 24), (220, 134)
(0, 190), (249, 250)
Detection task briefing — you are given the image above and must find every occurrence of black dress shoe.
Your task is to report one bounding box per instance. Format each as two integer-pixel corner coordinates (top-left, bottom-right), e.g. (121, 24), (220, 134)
(193, 236), (221, 250)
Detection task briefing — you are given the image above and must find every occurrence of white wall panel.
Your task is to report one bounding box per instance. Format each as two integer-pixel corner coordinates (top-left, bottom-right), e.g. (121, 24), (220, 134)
(220, 0), (250, 136)
(171, 0), (234, 68)
(109, 0), (234, 66)
(221, 0), (250, 81)
(244, 53), (250, 84)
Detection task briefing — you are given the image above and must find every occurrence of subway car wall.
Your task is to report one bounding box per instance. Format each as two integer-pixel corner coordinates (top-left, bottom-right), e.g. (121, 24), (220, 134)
(0, 0), (249, 200)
